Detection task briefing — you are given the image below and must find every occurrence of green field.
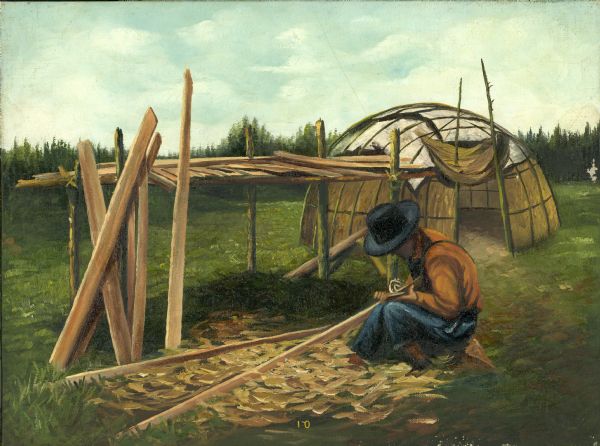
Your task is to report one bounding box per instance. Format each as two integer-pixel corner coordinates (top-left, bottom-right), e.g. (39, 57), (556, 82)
(2, 183), (599, 445)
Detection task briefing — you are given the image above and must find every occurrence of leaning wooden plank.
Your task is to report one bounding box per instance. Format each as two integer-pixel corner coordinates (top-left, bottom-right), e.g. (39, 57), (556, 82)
(121, 303), (378, 435)
(148, 170), (177, 191)
(66, 324), (328, 384)
(165, 69), (193, 350)
(76, 140), (133, 365)
(285, 228), (368, 278)
(126, 199), (137, 328)
(132, 133), (163, 361)
(49, 108), (157, 370)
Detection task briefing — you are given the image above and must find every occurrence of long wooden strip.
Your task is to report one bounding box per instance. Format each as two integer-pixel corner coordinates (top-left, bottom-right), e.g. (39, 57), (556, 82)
(165, 69), (193, 349)
(50, 108), (157, 370)
(126, 199), (137, 328)
(121, 304), (377, 435)
(153, 156), (274, 169)
(132, 133), (163, 361)
(274, 151), (429, 171)
(268, 161), (341, 178)
(285, 228), (367, 278)
(66, 325), (328, 384)
(77, 141), (133, 364)
(148, 170), (177, 191)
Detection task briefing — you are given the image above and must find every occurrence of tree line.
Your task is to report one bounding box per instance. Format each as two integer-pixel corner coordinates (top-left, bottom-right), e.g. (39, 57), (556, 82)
(518, 121), (599, 182)
(2, 118), (598, 197)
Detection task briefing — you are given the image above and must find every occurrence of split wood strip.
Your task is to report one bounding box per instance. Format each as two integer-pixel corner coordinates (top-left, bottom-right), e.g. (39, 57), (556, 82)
(153, 156), (274, 169)
(66, 325), (329, 384)
(50, 108), (157, 370)
(132, 133), (163, 361)
(188, 166), (229, 177)
(285, 229), (367, 278)
(334, 155), (413, 163)
(325, 166), (382, 178)
(187, 174), (392, 186)
(165, 69), (193, 350)
(77, 141), (132, 365)
(148, 170), (177, 191)
(209, 167), (245, 176)
(268, 161), (341, 178)
(156, 167), (180, 182)
(126, 200), (137, 329)
(222, 168), (272, 177)
(121, 304), (378, 435)
(273, 151), (429, 171)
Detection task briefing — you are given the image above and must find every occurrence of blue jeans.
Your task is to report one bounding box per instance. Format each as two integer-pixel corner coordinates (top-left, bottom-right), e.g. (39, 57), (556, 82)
(351, 301), (477, 360)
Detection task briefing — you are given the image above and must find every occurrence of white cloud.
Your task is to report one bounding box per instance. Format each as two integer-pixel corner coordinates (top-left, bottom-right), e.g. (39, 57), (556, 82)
(90, 27), (159, 55)
(177, 20), (218, 43)
(2, 2), (598, 154)
(276, 27), (308, 48)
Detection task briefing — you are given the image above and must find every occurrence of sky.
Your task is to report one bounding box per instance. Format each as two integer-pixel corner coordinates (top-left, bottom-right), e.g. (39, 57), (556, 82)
(1, 2), (599, 154)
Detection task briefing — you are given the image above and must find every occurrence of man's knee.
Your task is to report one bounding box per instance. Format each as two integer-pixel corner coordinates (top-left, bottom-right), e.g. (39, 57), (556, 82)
(381, 301), (412, 321)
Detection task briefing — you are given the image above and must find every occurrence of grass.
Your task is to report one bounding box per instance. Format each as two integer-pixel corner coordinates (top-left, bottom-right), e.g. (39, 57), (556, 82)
(2, 182), (599, 445)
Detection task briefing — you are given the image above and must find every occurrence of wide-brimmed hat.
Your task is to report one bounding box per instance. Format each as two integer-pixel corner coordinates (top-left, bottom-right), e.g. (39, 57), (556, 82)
(363, 201), (420, 257)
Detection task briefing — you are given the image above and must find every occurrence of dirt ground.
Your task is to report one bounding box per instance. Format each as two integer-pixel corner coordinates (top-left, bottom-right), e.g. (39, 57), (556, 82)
(458, 209), (509, 262)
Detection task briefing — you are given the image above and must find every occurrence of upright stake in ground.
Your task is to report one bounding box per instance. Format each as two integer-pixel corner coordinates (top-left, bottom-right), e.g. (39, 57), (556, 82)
(132, 132), (163, 361)
(316, 119), (330, 280)
(245, 126), (257, 273)
(453, 78), (463, 243)
(66, 161), (81, 303)
(165, 69), (193, 350)
(114, 128), (129, 306)
(481, 59), (514, 254)
(387, 128), (401, 283)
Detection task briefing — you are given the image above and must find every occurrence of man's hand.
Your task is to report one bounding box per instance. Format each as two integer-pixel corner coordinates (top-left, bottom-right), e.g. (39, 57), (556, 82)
(373, 284), (417, 303)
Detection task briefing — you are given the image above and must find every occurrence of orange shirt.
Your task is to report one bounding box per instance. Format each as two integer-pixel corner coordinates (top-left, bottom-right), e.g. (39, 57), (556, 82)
(404, 228), (482, 320)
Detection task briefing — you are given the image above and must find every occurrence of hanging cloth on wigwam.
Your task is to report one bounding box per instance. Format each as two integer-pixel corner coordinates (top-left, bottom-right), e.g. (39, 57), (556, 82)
(420, 133), (510, 186)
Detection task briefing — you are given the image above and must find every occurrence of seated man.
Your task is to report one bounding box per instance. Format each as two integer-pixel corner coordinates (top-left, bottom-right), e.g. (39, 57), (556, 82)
(350, 200), (482, 369)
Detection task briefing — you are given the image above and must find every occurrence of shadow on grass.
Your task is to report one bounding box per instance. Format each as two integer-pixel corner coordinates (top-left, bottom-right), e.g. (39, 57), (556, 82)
(89, 272), (375, 358)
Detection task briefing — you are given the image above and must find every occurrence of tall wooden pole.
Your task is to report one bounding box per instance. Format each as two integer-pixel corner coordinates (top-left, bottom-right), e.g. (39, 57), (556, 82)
(131, 133), (162, 361)
(453, 78), (463, 243)
(114, 128), (128, 305)
(66, 161), (81, 303)
(165, 69), (193, 350)
(50, 109), (157, 370)
(387, 128), (401, 283)
(316, 119), (329, 280)
(245, 126), (257, 273)
(481, 60), (514, 254)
